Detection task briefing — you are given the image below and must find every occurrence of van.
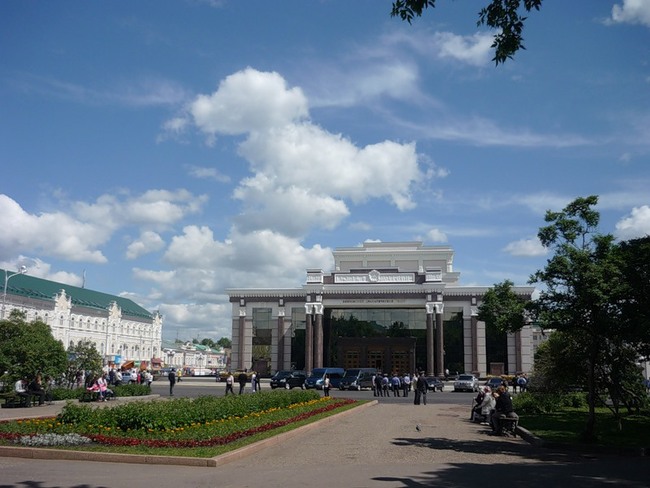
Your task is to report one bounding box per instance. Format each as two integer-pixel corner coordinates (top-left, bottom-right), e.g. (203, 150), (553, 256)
(304, 367), (345, 390)
(338, 368), (378, 391)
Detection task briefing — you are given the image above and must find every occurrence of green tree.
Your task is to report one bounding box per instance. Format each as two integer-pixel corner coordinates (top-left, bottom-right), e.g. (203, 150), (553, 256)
(66, 339), (103, 385)
(530, 195), (630, 442)
(477, 279), (530, 333)
(201, 338), (217, 348)
(0, 310), (67, 383)
(217, 337), (232, 349)
(391, 0), (543, 64)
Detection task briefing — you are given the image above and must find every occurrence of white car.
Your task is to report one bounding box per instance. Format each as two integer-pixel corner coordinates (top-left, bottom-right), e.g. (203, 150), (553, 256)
(454, 374), (480, 392)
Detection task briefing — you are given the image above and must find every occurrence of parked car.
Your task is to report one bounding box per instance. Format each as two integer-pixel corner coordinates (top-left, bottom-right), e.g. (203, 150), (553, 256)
(485, 377), (506, 390)
(269, 370), (306, 389)
(304, 368), (345, 389)
(338, 368), (377, 391)
(454, 374), (480, 392)
(424, 376), (444, 392)
(119, 371), (137, 384)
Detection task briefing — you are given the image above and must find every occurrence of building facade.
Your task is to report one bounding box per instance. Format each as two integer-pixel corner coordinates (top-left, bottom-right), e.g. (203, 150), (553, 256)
(1, 269), (162, 367)
(228, 242), (535, 378)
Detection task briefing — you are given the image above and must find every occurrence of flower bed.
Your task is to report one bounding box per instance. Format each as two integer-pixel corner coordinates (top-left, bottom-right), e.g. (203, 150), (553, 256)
(0, 390), (359, 456)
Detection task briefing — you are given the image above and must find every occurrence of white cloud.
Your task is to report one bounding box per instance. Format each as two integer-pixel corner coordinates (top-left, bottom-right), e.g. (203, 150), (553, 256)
(126, 231), (165, 259)
(610, 0), (650, 27)
(170, 68), (422, 238)
(186, 165), (231, 183)
(433, 31), (494, 67)
(190, 68), (309, 135)
(615, 205), (650, 239)
(0, 195), (108, 263)
(426, 228), (448, 243)
(503, 237), (548, 257)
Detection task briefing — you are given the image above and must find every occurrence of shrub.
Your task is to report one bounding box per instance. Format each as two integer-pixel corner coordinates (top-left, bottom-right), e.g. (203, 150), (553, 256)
(513, 391), (589, 414)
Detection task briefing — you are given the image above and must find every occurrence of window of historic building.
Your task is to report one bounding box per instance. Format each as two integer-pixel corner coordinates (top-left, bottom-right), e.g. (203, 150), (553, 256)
(367, 350), (384, 371)
(391, 350), (409, 374)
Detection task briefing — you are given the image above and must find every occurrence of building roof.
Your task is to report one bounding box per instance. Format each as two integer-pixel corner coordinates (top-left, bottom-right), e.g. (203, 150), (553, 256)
(1, 268), (154, 319)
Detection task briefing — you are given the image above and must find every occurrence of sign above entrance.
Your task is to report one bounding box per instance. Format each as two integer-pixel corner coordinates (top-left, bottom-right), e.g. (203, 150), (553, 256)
(334, 270), (415, 284)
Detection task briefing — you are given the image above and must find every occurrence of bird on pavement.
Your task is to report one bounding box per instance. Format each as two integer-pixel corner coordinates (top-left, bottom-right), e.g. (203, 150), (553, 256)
(415, 424), (421, 432)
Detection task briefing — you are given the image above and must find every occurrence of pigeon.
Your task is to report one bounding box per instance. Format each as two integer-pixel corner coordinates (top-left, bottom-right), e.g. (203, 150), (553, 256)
(416, 424), (421, 432)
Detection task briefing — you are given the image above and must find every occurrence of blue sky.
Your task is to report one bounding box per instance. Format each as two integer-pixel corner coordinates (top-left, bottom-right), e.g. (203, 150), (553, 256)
(1, 1), (649, 342)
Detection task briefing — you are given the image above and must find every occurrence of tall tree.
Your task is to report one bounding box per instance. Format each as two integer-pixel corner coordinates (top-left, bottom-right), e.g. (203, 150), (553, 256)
(477, 279), (530, 333)
(0, 310), (67, 383)
(217, 337), (232, 349)
(66, 339), (103, 383)
(530, 195), (628, 441)
(391, 0), (543, 64)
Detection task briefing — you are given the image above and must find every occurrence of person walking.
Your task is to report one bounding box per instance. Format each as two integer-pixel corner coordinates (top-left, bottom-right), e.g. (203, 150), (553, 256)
(224, 371), (235, 395)
(238, 370), (248, 394)
(416, 371), (428, 405)
(402, 373), (411, 398)
(323, 374), (331, 397)
(168, 368), (177, 396)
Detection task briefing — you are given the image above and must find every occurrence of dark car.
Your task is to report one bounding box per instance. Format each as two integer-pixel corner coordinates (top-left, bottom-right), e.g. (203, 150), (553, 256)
(485, 377), (506, 390)
(269, 370), (306, 390)
(424, 376), (444, 392)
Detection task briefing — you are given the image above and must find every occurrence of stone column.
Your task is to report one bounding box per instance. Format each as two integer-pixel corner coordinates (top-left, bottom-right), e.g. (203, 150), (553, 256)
(304, 304), (314, 374)
(435, 302), (444, 377)
(276, 309), (285, 372)
(425, 302), (435, 376)
(238, 311), (246, 370)
(313, 303), (324, 369)
(471, 309), (479, 376)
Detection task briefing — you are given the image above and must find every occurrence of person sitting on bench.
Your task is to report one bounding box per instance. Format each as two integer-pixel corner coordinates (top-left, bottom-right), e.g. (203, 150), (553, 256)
(14, 378), (33, 406)
(28, 374), (46, 406)
(490, 384), (518, 435)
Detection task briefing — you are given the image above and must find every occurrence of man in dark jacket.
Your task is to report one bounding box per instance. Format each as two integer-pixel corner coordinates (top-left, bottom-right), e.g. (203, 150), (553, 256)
(238, 371), (248, 394)
(491, 385), (518, 435)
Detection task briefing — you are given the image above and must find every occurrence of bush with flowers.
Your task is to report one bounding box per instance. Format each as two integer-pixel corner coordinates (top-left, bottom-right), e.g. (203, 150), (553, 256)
(0, 390), (358, 455)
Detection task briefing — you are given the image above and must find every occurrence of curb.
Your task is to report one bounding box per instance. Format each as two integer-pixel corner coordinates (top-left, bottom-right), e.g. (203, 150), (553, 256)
(0, 400), (378, 467)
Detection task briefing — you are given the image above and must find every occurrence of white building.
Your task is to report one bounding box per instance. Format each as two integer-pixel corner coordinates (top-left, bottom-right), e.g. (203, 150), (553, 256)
(1, 268), (162, 367)
(228, 242), (535, 378)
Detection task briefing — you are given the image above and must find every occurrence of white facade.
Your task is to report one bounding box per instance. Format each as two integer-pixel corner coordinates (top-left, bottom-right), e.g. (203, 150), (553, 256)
(2, 270), (162, 366)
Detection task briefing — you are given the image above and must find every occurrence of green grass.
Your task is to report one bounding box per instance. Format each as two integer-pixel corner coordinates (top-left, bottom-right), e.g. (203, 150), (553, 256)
(0, 393), (363, 458)
(519, 407), (650, 449)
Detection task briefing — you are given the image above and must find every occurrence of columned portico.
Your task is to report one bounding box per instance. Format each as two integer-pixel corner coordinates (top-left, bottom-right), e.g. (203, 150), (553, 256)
(228, 242), (535, 377)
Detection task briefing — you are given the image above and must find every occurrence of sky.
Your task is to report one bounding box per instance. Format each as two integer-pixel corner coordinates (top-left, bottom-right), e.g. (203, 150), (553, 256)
(1, 1), (649, 343)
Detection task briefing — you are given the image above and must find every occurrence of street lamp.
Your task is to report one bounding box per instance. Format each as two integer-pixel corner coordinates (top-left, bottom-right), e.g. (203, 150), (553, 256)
(2, 265), (27, 319)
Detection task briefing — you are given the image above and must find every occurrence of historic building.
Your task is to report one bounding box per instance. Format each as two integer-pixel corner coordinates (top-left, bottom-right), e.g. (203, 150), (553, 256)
(228, 242), (535, 378)
(1, 268), (162, 367)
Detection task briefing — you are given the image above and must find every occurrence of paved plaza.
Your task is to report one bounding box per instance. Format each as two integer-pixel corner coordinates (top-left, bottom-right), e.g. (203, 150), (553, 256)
(0, 392), (648, 488)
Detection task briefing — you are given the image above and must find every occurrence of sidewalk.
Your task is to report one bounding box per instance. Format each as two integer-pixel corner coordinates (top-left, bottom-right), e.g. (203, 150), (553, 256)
(1, 400), (649, 488)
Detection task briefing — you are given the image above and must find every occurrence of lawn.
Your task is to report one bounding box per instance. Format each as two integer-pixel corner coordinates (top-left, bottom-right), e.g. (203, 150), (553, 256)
(519, 408), (650, 450)
(0, 390), (362, 458)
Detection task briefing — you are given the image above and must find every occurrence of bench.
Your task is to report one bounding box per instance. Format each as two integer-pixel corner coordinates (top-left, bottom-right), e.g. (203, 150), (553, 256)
(0, 391), (33, 408)
(80, 389), (116, 402)
(496, 414), (519, 437)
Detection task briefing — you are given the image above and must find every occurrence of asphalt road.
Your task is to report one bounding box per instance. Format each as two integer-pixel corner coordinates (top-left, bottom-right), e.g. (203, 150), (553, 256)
(152, 376), (478, 406)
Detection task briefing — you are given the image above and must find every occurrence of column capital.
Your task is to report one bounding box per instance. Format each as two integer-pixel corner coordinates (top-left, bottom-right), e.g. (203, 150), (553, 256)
(426, 302), (444, 314)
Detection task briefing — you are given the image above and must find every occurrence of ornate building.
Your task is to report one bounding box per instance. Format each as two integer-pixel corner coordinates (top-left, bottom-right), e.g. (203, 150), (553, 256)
(228, 242), (535, 377)
(1, 268), (162, 367)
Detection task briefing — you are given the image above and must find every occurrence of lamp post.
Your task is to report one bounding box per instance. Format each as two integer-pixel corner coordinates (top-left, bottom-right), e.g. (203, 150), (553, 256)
(2, 265), (27, 319)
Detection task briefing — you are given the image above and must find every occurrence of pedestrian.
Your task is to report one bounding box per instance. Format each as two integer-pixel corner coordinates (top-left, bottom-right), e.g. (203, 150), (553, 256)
(250, 371), (257, 393)
(323, 374), (331, 397)
(238, 370), (248, 394)
(224, 371), (235, 395)
(374, 373), (384, 397)
(168, 367), (176, 396)
(416, 371), (428, 405)
(402, 373), (411, 397)
(391, 373), (401, 397)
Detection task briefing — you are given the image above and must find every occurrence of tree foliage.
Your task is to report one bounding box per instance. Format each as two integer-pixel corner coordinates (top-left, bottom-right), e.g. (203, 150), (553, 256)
(477, 279), (529, 333)
(66, 339), (103, 381)
(0, 311), (67, 383)
(391, 0), (543, 64)
(217, 337), (232, 349)
(529, 195), (646, 441)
